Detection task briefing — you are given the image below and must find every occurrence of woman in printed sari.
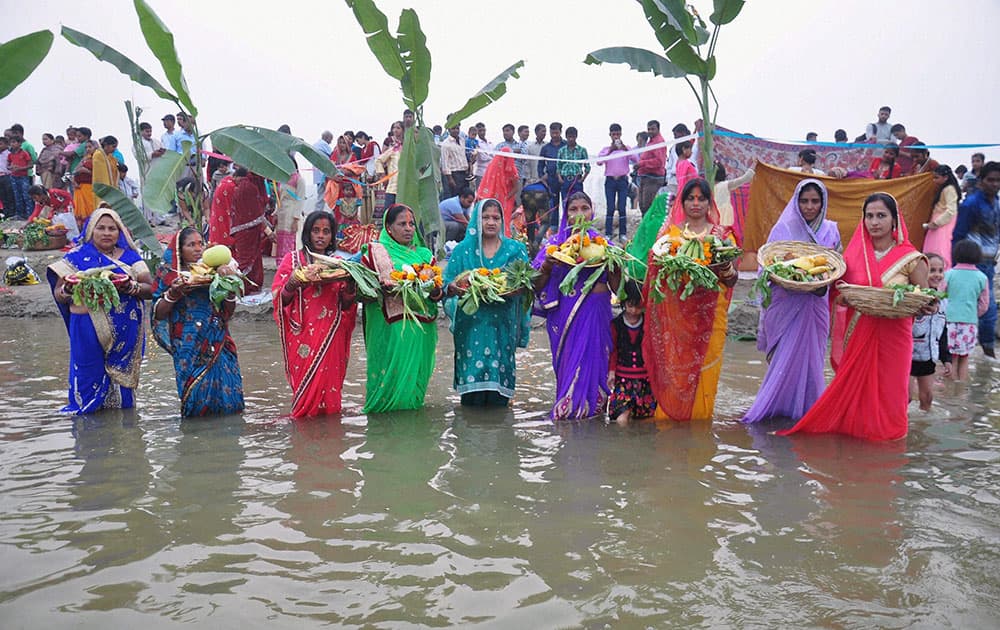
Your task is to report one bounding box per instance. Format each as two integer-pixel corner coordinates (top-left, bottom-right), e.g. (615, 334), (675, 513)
(360, 204), (442, 413)
(643, 178), (738, 422)
(743, 179), (841, 424)
(47, 207), (153, 414)
(444, 198), (531, 406)
(779, 193), (931, 441)
(152, 228), (245, 417)
(272, 211), (358, 418)
(273, 169), (308, 262)
(532, 191), (618, 420)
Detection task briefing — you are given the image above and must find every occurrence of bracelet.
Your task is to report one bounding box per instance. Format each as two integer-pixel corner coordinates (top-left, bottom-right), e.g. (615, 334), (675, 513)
(225, 296), (237, 302)
(162, 292), (178, 303)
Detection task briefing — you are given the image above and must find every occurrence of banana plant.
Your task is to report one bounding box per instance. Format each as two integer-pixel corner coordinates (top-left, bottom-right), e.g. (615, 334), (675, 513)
(585, 0), (746, 183)
(60, 0), (340, 249)
(345, 0), (524, 253)
(0, 30), (54, 100)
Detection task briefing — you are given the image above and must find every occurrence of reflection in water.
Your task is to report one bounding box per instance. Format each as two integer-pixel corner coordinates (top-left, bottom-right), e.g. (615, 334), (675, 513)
(0, 318), (998, 627)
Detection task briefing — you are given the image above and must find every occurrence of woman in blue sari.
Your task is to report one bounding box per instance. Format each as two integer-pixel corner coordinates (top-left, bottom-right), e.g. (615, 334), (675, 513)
(444, 198), (531, 406)
(153, 227), (245, 417)
(532, 192), (619, 420)
(48, 207), (153, 414)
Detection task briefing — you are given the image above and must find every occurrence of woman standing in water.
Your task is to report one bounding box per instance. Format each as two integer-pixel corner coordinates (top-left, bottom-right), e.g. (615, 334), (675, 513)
(743, 179), (841, 424)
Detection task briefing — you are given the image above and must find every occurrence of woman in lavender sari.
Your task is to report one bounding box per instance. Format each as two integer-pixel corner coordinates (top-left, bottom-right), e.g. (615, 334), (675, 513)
(533, 192), (618, 420)
(743, 179), (841, 423)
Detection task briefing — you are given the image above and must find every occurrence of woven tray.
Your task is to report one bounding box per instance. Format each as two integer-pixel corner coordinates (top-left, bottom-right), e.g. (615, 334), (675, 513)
(837, 283), (935, 318)
(756, 241), (846, 291)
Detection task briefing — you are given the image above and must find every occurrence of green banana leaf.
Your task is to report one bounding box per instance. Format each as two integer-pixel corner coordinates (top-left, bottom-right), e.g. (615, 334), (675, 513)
(213, 126), (340, 180)
(93, 184), (162, 255)
(208, 126), (298, 182)
(639, 0), (710, 78)
(61, 26), (178, 104)
(710, 0), (746, 25)
(133, 0), (197, 116)
(142, 151), (188, 215)
(0, 31), (53, 100)
(396, 126), (443, 253)
(345, 0), (405, 81)
(584, 47), (686, 78)
(444, 60), (525, 129)
(396, 8), (431, 110)
(651, 0), (699, 43)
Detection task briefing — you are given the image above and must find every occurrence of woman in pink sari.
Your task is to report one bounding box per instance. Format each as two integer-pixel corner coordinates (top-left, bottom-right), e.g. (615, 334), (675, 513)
(779, 193), (932, 441)
(922, 164), (961, 267)
(272, 211), (358, 418)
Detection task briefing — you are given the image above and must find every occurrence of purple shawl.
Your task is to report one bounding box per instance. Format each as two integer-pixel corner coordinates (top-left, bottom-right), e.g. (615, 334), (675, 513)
(744, 179), (840, 423)
(532, 205), (611, 420)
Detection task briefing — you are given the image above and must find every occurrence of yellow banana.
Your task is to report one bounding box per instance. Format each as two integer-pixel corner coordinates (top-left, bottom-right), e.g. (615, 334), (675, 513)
(808, 265), (832, 276)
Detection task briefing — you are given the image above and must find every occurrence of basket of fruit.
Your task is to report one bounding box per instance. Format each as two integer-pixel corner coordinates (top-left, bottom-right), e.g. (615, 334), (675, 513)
(837, 283), (944, 319)
(755, 241), (846, 291)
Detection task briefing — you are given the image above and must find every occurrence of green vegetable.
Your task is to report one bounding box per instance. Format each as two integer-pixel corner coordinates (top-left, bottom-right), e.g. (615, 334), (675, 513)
(209, 273), (244, 309)
(458, 270), (507, 315)
(72, 268), (121, 312)
(749, 261), (812, 308)
(337, 259), (381, 300)
(502, 259), (538, 315)
(886, 283), (946, 307)
(21, 221), (49, 249)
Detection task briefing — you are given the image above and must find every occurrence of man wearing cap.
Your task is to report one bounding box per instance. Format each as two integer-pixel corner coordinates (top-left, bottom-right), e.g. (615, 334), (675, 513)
(162, 114), (179, 153)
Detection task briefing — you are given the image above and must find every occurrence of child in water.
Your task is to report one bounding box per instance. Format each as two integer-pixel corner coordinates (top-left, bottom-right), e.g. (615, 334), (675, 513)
(607, 280), (656, 424)
(941, 240), (990, 381)
(910, 253), (951, 409)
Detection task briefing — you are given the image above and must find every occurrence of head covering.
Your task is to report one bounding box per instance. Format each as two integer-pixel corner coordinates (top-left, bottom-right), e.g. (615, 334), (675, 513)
(456, 198), (504, 268)
(379, 203), (431, 259)
(769, 178), (840, 246)
(475, 148), (519, 236)
(842, 192), (912, 288)
(77, 206), (139, 252)
(669, 178), (721, 228)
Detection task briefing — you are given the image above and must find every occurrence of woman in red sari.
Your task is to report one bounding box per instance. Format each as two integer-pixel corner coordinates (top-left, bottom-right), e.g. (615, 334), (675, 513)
(272, 211), (358, 418)
(779, 193), (932, 441)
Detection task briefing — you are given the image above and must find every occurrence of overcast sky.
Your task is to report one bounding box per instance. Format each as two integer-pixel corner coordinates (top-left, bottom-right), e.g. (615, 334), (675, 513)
(2, 0), (998, 171)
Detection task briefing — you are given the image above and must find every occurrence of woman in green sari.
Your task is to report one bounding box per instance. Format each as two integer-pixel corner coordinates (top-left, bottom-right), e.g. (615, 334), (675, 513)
(360, 204), (443, 412)
(444, 198), (531, 406)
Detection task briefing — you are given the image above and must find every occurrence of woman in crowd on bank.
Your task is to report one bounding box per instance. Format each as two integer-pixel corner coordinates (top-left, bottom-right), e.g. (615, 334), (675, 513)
(272, 211), (358, 418)
(374, 121), (404, 210)
(779, 193), (931, 441)
(444, 198), (531, 407)
(36, 133), (66, 190)
(153, 228), (245, 417)
(72, 141), (98, 224)
(922, 164), (962, 267)
(47, 207), (153, 414)
(743, 179), (841, 424)
(360, 204), (442, 413)
(27, 185), (78, 237)
(532, 191), (618, 420)
(274, 167), (308, 261)
(643, 178), (738, 422)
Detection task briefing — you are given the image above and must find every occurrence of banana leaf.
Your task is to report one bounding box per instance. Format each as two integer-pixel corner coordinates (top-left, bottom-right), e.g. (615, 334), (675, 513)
(61, 26), (178, 104)
(584, 46), (686, 78)
(141, 151), (187, 215)
(651, 0), (699, 43)
(93, 184), (162, 255)
(710, 0), (746, 25)
(444, 60), (525, 129)
(0, 30), (53, 100)
(396, 8), (431, 110)
(213, 126), (340, 180)
(133, 0), (197, 115)
(396, 127), (442, 253)
(208, 126), (298, 182)
(345, 0), (405, 81)
(638, 0), (710, 78)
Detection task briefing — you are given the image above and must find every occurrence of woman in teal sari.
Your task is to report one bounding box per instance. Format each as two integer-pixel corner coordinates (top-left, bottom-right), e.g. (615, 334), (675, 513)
(360, 204), (443, 412)
(444, 198), (531, 406)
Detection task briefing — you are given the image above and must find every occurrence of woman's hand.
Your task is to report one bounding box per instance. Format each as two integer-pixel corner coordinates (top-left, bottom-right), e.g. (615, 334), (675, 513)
(429, 286), (445, 302)
(447, 281), (467, 297)
(917, 299), (939, 316)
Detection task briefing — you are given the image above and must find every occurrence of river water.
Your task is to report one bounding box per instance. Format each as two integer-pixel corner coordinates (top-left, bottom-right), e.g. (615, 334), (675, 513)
(1, 317), (998, 628)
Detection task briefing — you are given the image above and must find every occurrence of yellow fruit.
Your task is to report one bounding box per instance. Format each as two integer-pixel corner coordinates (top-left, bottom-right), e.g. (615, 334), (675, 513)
(202, 244), (233, 268)
(808, 265), (832, 276)
(579, 242), (606, 261)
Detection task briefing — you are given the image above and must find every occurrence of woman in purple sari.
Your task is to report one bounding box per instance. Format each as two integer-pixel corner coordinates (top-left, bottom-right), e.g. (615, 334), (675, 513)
(533, 192), (618, 420)
(743, 179), (841, 423)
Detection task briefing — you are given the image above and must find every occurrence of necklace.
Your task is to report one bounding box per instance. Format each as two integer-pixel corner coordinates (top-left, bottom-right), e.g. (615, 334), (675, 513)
(873, 244), (894, 260)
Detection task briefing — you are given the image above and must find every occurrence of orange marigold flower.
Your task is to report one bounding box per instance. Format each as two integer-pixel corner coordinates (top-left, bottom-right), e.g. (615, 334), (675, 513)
(595, 236), (607, 246)
(407, 273), (417, 281)
(478, 268), (489, 276)
(491, 268), (501, 275)
(546, 245), (557, 254)
(582, 236), (591, 247)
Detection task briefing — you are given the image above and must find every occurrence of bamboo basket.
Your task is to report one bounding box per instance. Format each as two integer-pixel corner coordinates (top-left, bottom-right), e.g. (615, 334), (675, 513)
(836, 283), (935, 318)
(756, 241), (846, 291)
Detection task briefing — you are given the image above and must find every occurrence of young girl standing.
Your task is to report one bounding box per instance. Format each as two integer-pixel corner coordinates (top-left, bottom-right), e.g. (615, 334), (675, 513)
(942, 240), (990, 381)
(910, 253), (951, 409)
(607, 281), (656, 424)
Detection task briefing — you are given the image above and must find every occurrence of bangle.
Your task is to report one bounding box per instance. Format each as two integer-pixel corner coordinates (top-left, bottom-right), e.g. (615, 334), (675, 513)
(162, 292), (178, 303)
(225, 296), (237, 303)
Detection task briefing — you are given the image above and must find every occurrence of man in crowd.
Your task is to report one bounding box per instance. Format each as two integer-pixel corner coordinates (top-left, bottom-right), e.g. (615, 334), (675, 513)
(909, 143), (939, 175)
(138, 122), (165, 176)
(789, 148), (825, 175)
(890, 123), (921, 175)
(597, 123), (636, 243)
(557, 126), (590, 213)
(9, 124), (36, 180)
(636, 119), (666, 215)
(0, 137), (14, 217)
(161, 114), (179, 153)
(312, 130), (334, 209)
(952, 161), (1000, 357)
(539, 122), (566, 230)
(495, 123), (528, 202)
(963, 152), (985, 193)
(439, 188), (474, 242)
(439, 124), (468, 200)
(6, 137), (33, 218)
(865, 106), (893, 143)
(524, 123), (547, 181)
(471, 122), (493, 190)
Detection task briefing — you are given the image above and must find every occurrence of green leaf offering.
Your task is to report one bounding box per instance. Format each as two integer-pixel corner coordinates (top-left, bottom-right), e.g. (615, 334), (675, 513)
(886, 284), (946, 307)
(71, 268), (122, 312)
(209, 273), (244, 310)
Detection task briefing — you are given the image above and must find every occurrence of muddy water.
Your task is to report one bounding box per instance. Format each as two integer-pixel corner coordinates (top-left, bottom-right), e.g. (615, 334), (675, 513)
(1, 317), (998, 628)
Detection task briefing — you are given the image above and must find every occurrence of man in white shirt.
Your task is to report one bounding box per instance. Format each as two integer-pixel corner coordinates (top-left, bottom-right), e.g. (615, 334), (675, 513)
(471, 122), (493, 190)
(524, 123), (547, 185)
(312, 130), (334, 209)
(138, 122), (164, 177)
(161, 114), (179, 153)
(865, 106), (893, 143)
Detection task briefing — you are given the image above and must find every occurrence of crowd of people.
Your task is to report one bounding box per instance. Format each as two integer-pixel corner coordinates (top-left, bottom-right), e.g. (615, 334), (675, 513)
(3, 105), (1000, 444)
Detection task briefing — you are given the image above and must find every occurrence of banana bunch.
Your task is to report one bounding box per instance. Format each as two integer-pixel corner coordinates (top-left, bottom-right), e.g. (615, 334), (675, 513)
(782, 254), (832, 276)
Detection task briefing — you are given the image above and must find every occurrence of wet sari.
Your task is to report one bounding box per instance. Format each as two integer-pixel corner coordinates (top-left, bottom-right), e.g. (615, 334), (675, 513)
(642, 196), (733, 422)
(47, 209), (147, 414)
(743, 179), (841, 423)
(153, 232), (245, 417)
(779, 209), (924, 441)
(360, 208), (438, 413)
(532, 213), (613, 420)
(443, 199), (531, 403)
(272, 250), (358, 418)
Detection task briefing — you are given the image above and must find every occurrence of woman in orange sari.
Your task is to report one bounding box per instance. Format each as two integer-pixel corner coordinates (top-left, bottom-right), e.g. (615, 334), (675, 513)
(779, 193), (931, 441)
(272, 211), (358, 418)
(642, 178), (738, 421)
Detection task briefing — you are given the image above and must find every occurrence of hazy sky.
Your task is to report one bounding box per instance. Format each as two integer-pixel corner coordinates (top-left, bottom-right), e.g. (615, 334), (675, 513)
(3, 0), (998, 171)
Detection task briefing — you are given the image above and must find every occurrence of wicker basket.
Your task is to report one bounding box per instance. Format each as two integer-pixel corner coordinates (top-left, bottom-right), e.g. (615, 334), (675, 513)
(837, 283), (936, 318)
(20, 233), (67, 251)
(756, 241), (846, 291)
